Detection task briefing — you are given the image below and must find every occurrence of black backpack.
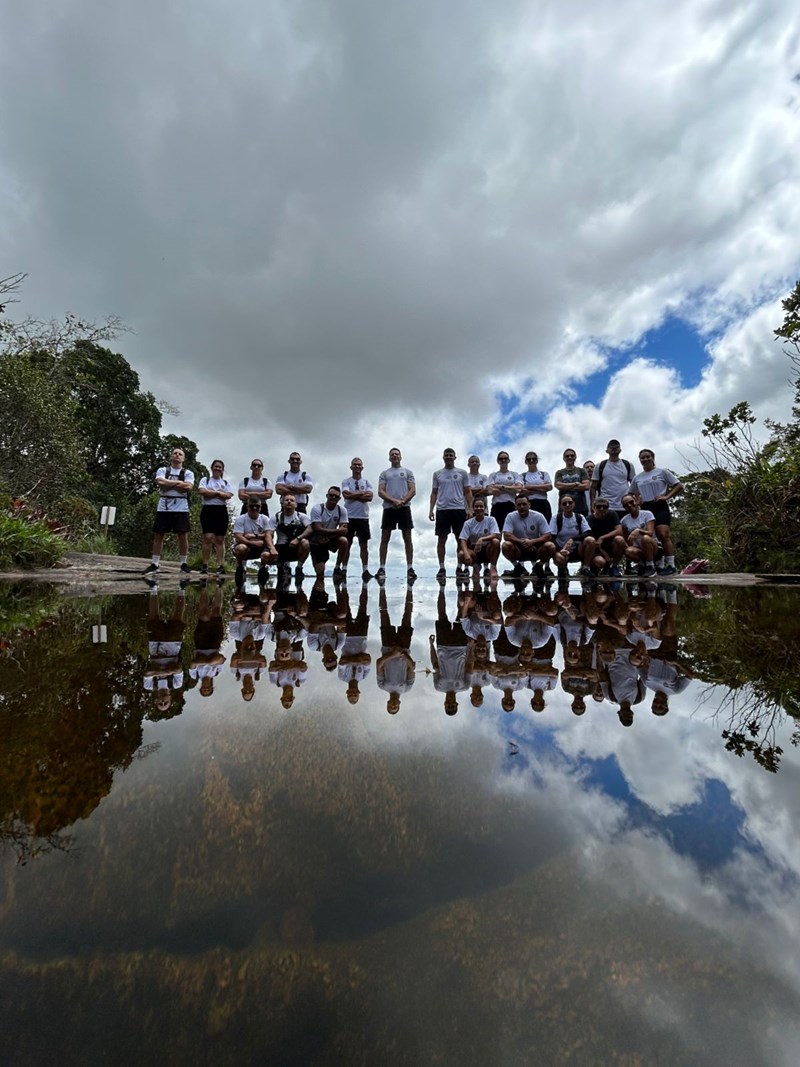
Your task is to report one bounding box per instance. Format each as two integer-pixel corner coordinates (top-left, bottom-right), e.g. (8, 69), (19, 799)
(161, 467), (189, 498)
(556, 512), (588, 540)
(240, 476), (270, 515)
(595, 458), (633, 494)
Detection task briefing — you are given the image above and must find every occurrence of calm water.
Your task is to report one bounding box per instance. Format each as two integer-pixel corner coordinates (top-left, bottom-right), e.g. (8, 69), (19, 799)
(1, 575), (799, 1065)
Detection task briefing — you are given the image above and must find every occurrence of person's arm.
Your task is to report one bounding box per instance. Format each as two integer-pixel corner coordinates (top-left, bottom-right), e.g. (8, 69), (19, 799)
(464, 484), (473, 515)
(589, 478), (599, 507)
(377, 475), (397, 507)
(198, 478), (215, 500)
(429, 480), (438, 522)
(659, 476), (683, 502)
(403, 476), (416, 505)
(429, 635), (439, 670)
(596, 523), (623, 546)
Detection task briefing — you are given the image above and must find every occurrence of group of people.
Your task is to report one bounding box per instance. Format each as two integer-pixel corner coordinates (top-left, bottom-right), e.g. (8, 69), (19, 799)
(142, 440), (684, 584)
(144, 574), (691, 723)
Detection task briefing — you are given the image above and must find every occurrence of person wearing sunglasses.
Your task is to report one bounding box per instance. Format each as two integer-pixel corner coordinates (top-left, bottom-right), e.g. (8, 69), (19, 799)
(586, 496), (626, 576)
(521, 451), (553, 521)
(237, 458), (273, 516)
(554, 449), (591, 516)
(232, 494), (276, 586)
(487, 451), (523, 530)
(309, 487), (350, 579)
(620, 495), (658, 578)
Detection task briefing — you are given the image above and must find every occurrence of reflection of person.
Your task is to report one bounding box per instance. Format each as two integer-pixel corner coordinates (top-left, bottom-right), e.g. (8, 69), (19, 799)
(606, 644), (647, 726)
(230, 601), (269, 702)
(429, 448), (473, 581)
(376, 587), (416, 713)
(305, 582), (348, 671)
(337, 585), (372, 704)
(269, 638), (308, 708)
(377, 448), (417, 582)
(190, 584), (226, 698)
(143, 446), (194, 577)
(198, 459), (235, 575)
(429, 587), (469, 715)
(341, 458), (374, 581)
(143, 587), (185, 715)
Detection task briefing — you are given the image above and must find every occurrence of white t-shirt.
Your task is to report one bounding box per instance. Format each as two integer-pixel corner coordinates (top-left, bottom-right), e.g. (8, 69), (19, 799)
(341, 477), (373, 519)
(276, 468), (313, 506)
(309, 502), (349, 530)
(621, 510), (656, 535)
(238, 475), (274, 499)
(379, 466), (415, 509)
(267, 510), (312, 543)
(155, 466), (194, 513)
(488, 470), (521, 505)
(432, 467), (470, 510)
(233, 513), (270, 537)
(592, 459), (635, 509)
(467, 473), (488, 494)
(378, 656), (414, 693)
(548, 512), (590, 548)
(433, 647), (469, 693)
(199, 476), (235, 505)
(459, 515), (500, 546)
(503, 510), (550, 540)
(629, 467), (679, 503)
(521, 469), (552, 500)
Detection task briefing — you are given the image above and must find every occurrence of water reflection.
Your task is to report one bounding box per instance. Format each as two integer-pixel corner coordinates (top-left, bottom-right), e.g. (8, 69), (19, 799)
(1, 578), (800, 1064)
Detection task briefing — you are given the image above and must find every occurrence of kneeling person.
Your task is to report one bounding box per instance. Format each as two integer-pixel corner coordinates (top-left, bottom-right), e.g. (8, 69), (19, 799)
(310, 487), (350, 578)
(266, 494), (313, 580)
(233, 495), (276, 585)
(501, 493), (555, 578)
(549, 496), (596, 577)
(458, 498), (500, 577)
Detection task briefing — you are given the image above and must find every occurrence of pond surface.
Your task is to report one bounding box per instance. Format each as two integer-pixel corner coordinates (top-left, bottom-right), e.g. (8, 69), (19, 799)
(1, 575), (799, 1065)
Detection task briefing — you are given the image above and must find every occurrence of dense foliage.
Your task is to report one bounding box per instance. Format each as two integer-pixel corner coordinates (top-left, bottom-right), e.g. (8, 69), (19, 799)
(671, 281), (800, 573)
(0, 277), (207, 565)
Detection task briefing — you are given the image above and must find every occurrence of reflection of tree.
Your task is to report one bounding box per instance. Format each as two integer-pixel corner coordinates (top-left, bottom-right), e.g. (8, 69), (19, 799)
(680, 588), (800, 772)
(0, 595), (154, 860)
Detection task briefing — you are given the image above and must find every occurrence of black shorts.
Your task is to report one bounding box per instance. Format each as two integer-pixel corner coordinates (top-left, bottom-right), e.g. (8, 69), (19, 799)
(435, 618), (468, 647)
(347, 518), (371, 544)
(194, 618), (223, 649)
(381, 506), (413, 531)
(490, 501), (516, 528)
(237, 545), (268, 562)
(641, 500), (671, 526)
(153, 511), (190, 534)
(310, 544), (331, 565)
(200, 505), (229, 536)
(528, 498), (552, 522)
(435, 509), (467, 537)
(276, 543), (301, 563)
(469, 544), (493, 565)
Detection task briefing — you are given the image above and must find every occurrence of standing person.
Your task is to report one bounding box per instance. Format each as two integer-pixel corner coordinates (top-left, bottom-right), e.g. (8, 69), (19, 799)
(198, 459), (234, 575)
(429, 447), (473, 581)
(266, 493), (313, 580)
(341, 457), (374, 581)
(629, 450), (683, 576)
(275, 452), (314, 513)
(309, 487), (350, 579)
(237, 459), (273, 515)
(590, 440), (635, 517)
(487, 451), (523, 531)
(232, 495), (276, 586)
(466, 455), (489, 502)
(521, 450), (553, 521)
(376, 447), (417, 583)
(581, 460), (595, 514)
(143, 446), (194, 577)
(554, 449), (591, 516)
(458, 497), (501, 579)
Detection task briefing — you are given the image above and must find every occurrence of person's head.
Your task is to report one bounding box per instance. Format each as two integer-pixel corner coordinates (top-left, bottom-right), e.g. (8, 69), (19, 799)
(501, 691), (515, 713)
(155, 688), (172, 713)
(582, 460), (595, 477)
(321, 644), (338, 671)
(346, 679), (361, 704)
(593, 496), (611, 516)
(247, 494), (261, 513)
(638, 449), (655, 471)
(388, 447), (402, 467)
(468, 455), (481, 471)
(250, 458), (264, 473)
(621, 495), (639, 517)
(531, 691), (545, 712)
(387, 693), (401, 714)
(515, 492), (530, 514)
(524, 450), (539, 468)
(325, 486), (342, 508)
(350, 457), (364, 475)
(210, 459), (225, 475)
(282, 493), (298, 513)
(473, 497), (487, 517)
(618, 703), (634, 727)
(470, 686), (484, 707)
(200, 677), (215, 698)
(496, 450), (510, 468)
(241, 675), (255, 701)
(474, 635), (489, 661)
(442, 448), (456, 468)
(652, 691), (669, 716)
(560, 495), (576, 514)
(288, 452), (302, 469)
(444, 691), (458, 715)
(170, 447), (185, 467)
(281, 685), (295, 709)
(562, 449), (577, 467)
(572, 695), (586, 715)
(606, 439), (621, 460)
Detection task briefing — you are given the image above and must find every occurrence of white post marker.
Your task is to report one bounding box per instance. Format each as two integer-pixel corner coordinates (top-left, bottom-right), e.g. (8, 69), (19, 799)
(91, 624), (108, 644)
(100, 505), (117, 538)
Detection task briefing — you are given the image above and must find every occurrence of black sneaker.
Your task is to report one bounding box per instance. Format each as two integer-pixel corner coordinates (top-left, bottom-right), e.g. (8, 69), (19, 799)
(180, 563), (191, 575)
(436, 567), (447, 582)
(235, 564), (245, 586)
(257, 565), (269, 585)
(295, 566), (305, 580)
(200, 563), (209, 575)
(512, 562), (527, 578)
(333, 565), (346, 579)
(375, 567), (386, 582)
(142, 562), (159, 576)
(407, 566), (417, 582)
(216, 565), (226, 575)
(361, 569), (372, 581)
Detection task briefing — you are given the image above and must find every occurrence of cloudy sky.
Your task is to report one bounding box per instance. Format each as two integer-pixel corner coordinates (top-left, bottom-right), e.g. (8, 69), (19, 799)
(3, 0), (800, 554)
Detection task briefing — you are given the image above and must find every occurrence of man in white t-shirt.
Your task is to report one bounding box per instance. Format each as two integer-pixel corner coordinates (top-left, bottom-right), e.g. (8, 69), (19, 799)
(143, 446), (195, 578)
(376, 447), (417, 582)
(429, 448), (473, 580)
(629, 449), (683, 575)
(590, 440), (635, 517)
(341, 457), (374, 581)
(309, 487), (350, 579)
(275, 451), (314, 513)
(233, 495), (275, 586)
(501, 493), (555, 579)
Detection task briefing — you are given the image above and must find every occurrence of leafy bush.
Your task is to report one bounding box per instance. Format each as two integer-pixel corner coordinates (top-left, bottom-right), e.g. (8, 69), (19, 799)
(0, 512), (65, 570)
